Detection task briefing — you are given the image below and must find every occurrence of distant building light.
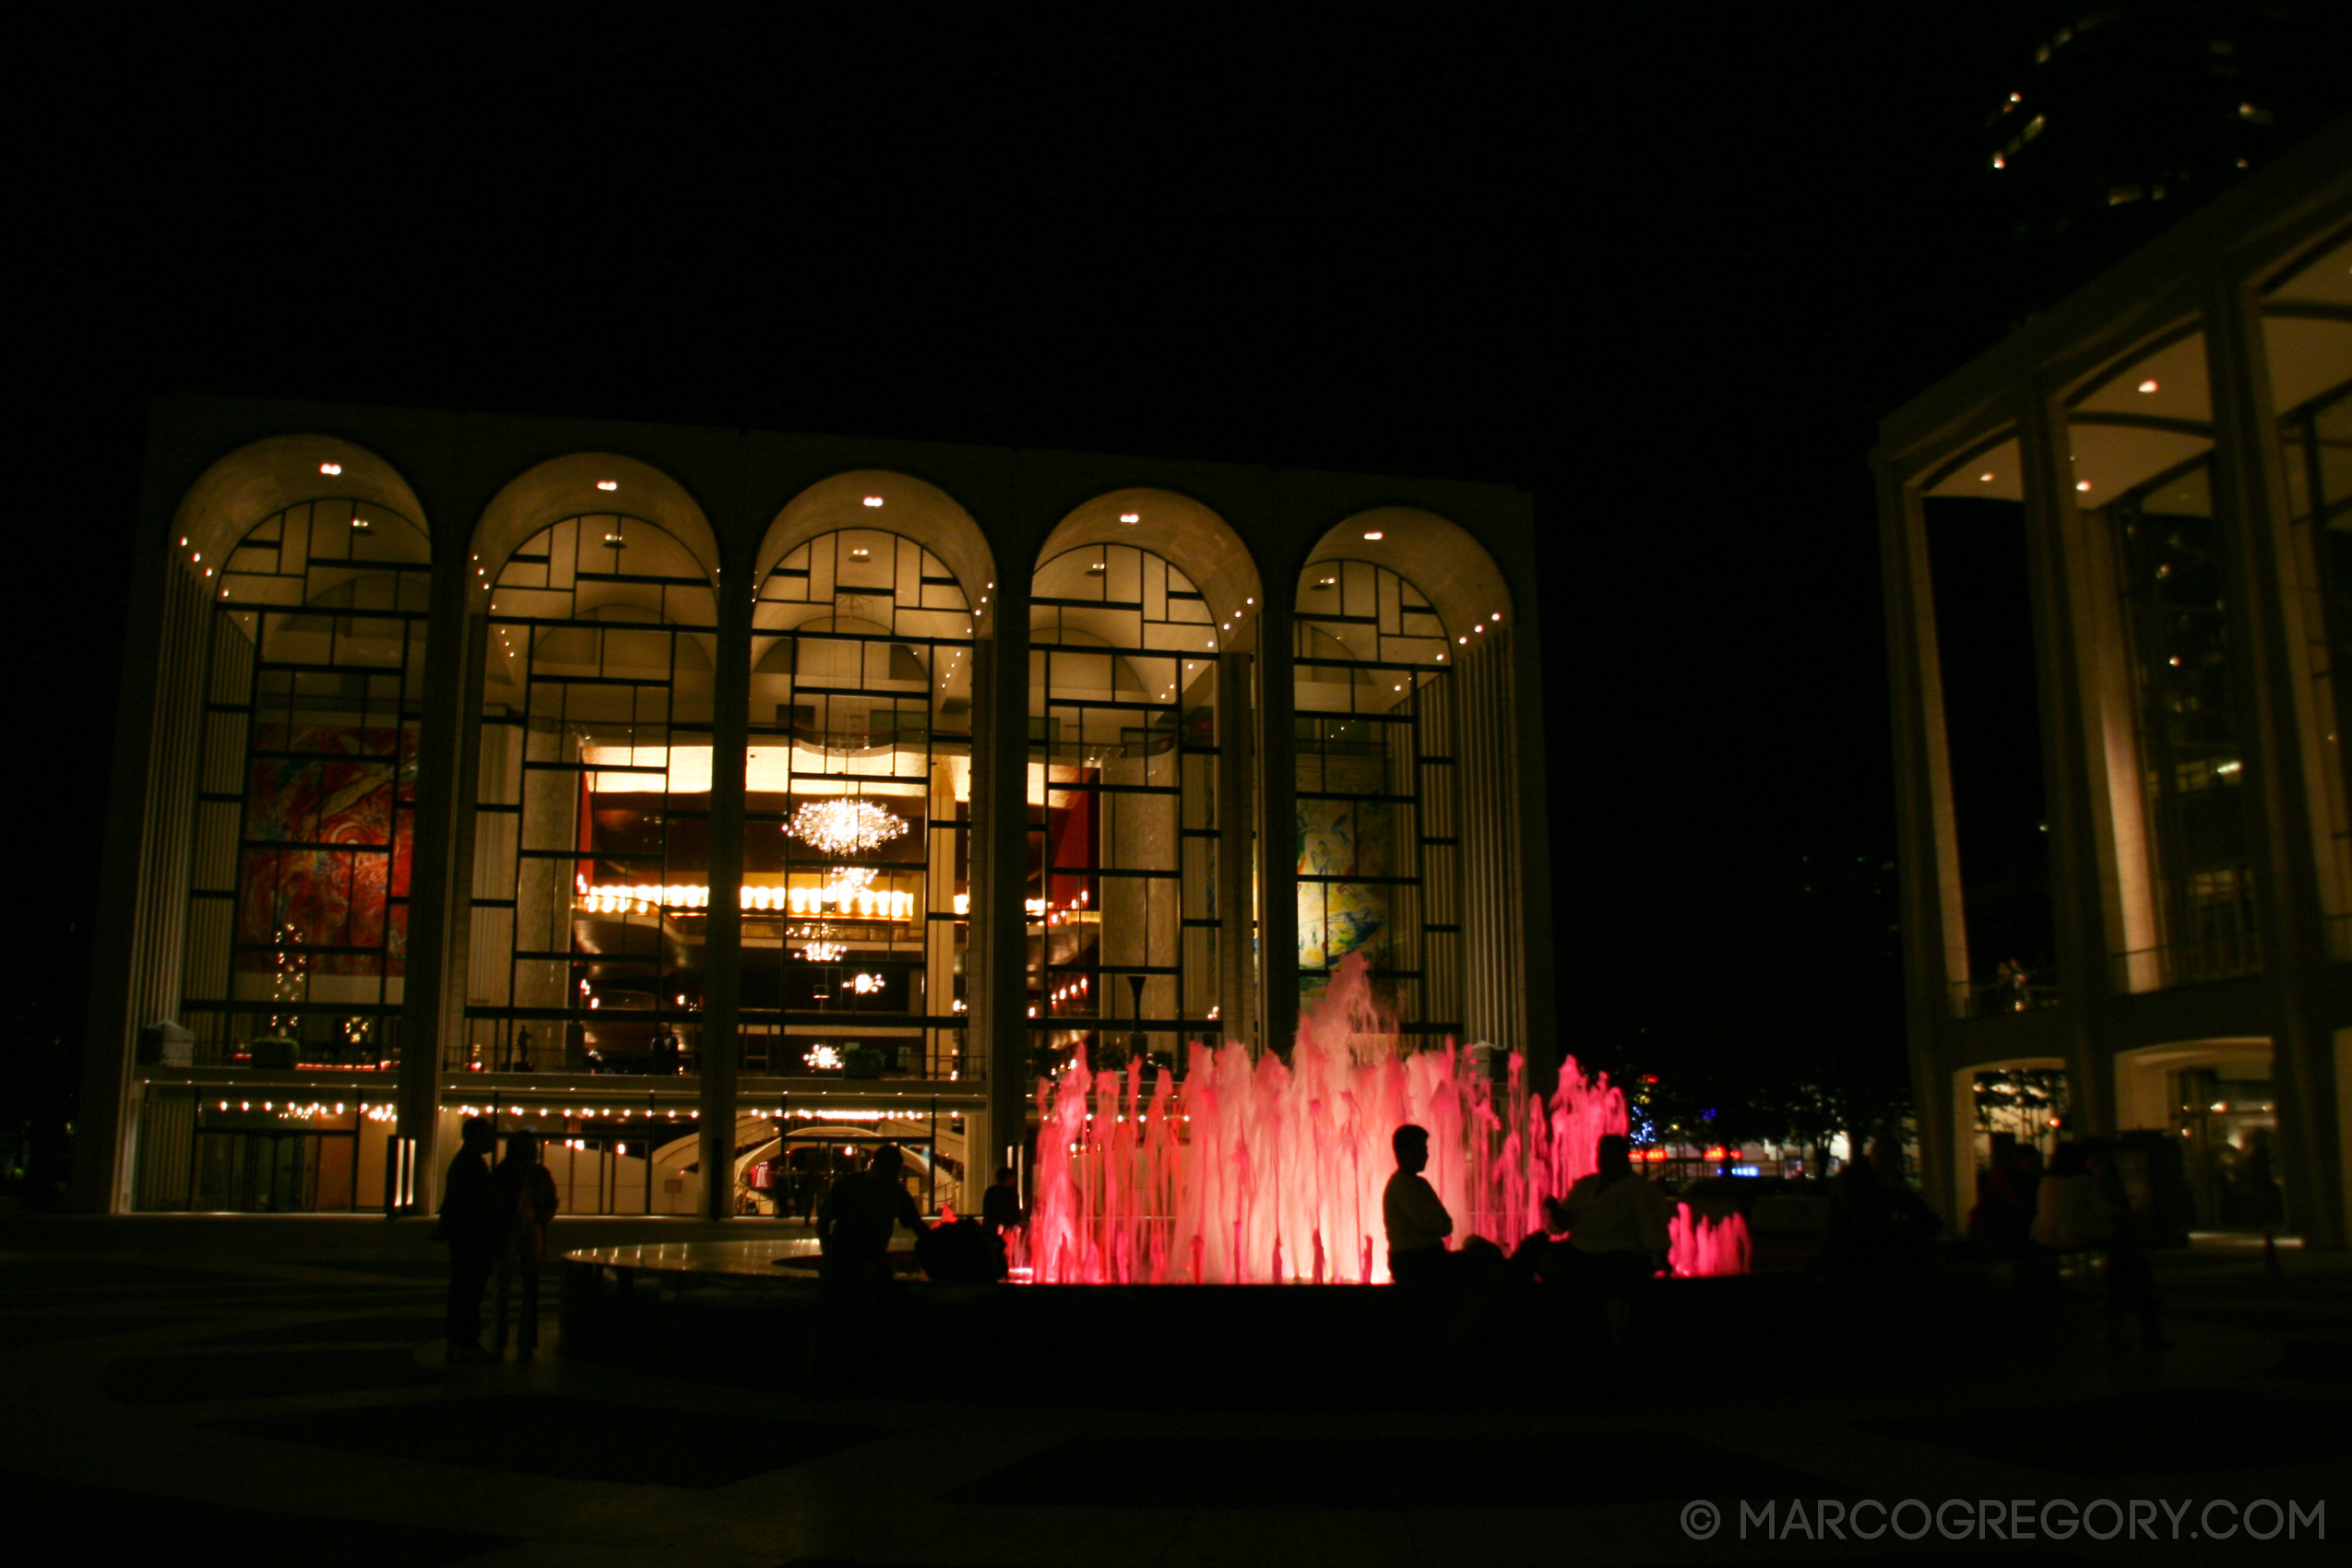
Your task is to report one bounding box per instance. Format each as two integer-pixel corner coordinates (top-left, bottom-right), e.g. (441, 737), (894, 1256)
(1991, 153), (2006, 171)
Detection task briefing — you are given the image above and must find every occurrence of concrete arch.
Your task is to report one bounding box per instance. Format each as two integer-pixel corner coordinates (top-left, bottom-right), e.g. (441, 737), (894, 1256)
(169, 434), (429, 584)
(1035, 488), (1263, 645)
(1305, 506), (1512, 643)
(756, 469), (995, 615)
(469, 452), (720, 587)
(2114, 1038), (2272, 1132)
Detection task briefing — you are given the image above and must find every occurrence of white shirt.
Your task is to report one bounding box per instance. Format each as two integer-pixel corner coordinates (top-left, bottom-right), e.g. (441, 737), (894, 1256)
(1560, 1170), (1672, 1255)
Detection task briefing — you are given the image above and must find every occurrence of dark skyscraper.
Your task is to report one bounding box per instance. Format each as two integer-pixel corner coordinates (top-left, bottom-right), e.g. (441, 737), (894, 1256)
(1980, 2), (2352, 311)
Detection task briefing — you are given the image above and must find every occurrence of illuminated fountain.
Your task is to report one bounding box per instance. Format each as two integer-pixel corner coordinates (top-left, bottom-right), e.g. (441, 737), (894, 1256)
(1020, 953), (1751, 1284)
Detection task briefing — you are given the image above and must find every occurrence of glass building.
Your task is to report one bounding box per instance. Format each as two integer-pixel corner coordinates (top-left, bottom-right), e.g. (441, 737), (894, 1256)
(1879, 121), (2352, 1247)
(77, 430), (1550, 1216)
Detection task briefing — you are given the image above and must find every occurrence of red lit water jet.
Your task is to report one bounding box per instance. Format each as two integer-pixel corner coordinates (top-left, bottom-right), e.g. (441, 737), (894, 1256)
(1022, 953), (1750, 1283)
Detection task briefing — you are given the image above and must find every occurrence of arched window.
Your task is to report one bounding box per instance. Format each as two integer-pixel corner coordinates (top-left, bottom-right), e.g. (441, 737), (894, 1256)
(1293, 559), (1459, 1037)
(465, 514), (717, 1074)
(744, 529), (975, 1077)
(1028, 542), (1222, 1070)
(179, 499), (432, 1066)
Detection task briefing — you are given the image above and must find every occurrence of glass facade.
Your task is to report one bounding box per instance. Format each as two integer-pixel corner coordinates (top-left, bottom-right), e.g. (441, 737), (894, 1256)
(1292, 560), (1461, 1036)
(2107, 458), (2263, 984)
(464, 514), (719, 1075)
(1027, 543), (1222, 1074)
(744, 528), (975, 1078)
(2281, 384), (2352, 950)
(179, 499), (431, 1069)
(107, 427), (1550, 1221)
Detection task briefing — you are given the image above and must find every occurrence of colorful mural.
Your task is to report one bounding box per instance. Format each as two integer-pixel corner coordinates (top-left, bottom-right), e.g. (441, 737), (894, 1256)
(1297, 796), (1389, 971)
(235, 723), (416, 974)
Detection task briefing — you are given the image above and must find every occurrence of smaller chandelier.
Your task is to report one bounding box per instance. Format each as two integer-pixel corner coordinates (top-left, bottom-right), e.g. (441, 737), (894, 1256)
(787, 798), (909, 858)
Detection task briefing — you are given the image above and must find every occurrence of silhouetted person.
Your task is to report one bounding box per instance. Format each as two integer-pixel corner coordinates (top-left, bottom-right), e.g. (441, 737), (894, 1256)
(915, 1211), (1005, 1283)
(1825, 1136), (1942, 1268)
(1383, 1123), (1455, 1288)
(981, 1166), (1025, 1237)
(490, 1131), (560, 1360)
(1544, 1134), (1670, 1348)
(811, 1143), (923, 1384)
(2031, 1141), (2108, 1252)
(436, 1117), (498, 1362)
(2084, 1138), (2166, 1350)
(2239, 1128), (2285, 1229)
(1969, 1142), (2043, 1263)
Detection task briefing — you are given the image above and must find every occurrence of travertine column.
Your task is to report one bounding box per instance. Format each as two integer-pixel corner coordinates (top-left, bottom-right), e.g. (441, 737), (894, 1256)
(2208, 271), (2346, 1250)
(698, 567), (751, 1218)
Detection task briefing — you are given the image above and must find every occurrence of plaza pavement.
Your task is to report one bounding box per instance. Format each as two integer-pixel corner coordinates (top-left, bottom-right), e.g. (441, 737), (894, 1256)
(2, 1214), (2343, 1566)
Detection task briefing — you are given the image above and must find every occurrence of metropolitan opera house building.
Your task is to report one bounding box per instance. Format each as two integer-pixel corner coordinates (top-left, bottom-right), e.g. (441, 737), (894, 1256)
(75, 404), (1553, 1219)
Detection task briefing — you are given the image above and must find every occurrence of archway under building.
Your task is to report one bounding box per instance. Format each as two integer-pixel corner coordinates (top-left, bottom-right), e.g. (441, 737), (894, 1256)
(2115, 1039), (2282, 1232)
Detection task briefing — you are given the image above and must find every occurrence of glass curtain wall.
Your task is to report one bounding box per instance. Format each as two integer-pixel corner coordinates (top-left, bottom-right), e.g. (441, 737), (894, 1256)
(1292, 560), (1460, 1036)
(744, 529), (975, 1078)
(179, 499), (431, 1068)
(465, 515), (718, 1075)
(2280, 383), (2352, 950)
(1028, 544), (1220, 1075)
(2108, 459), (2263, 984)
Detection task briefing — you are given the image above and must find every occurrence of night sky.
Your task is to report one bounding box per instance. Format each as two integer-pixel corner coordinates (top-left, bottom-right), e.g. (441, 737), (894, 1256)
(21, 6), (2313, 1159)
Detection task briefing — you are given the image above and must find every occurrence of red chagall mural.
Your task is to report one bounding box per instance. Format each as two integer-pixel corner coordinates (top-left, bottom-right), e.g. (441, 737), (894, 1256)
(235, 723), (417, 976)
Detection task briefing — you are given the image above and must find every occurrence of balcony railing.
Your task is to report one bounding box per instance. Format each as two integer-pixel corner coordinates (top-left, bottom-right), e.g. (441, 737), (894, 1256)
(1951, 970), (2061, 1020)
(2108, 930), (2263, 993)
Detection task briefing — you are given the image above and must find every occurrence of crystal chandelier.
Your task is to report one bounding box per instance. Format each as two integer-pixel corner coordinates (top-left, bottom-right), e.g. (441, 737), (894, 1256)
(786, 798), (909, 858)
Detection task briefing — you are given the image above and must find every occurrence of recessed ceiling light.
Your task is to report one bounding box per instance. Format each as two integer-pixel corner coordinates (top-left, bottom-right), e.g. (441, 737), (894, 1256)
(1979, 471), (1997, 482)
(2137, 379), (2159, 394)
(1118, 512), (1139, 524)
(2075, 480), (2093, 492)
(862, 495), (885, 508)
(1362, 530), (1384, 540)
(1491, 611), (1502, 622)
(1316, 576), (1336, 588)
(596, 480), (618, 492)
(318, 462), (342, 476)
(1086, 563), (1105, 574)
(849, 548), (870, 561)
